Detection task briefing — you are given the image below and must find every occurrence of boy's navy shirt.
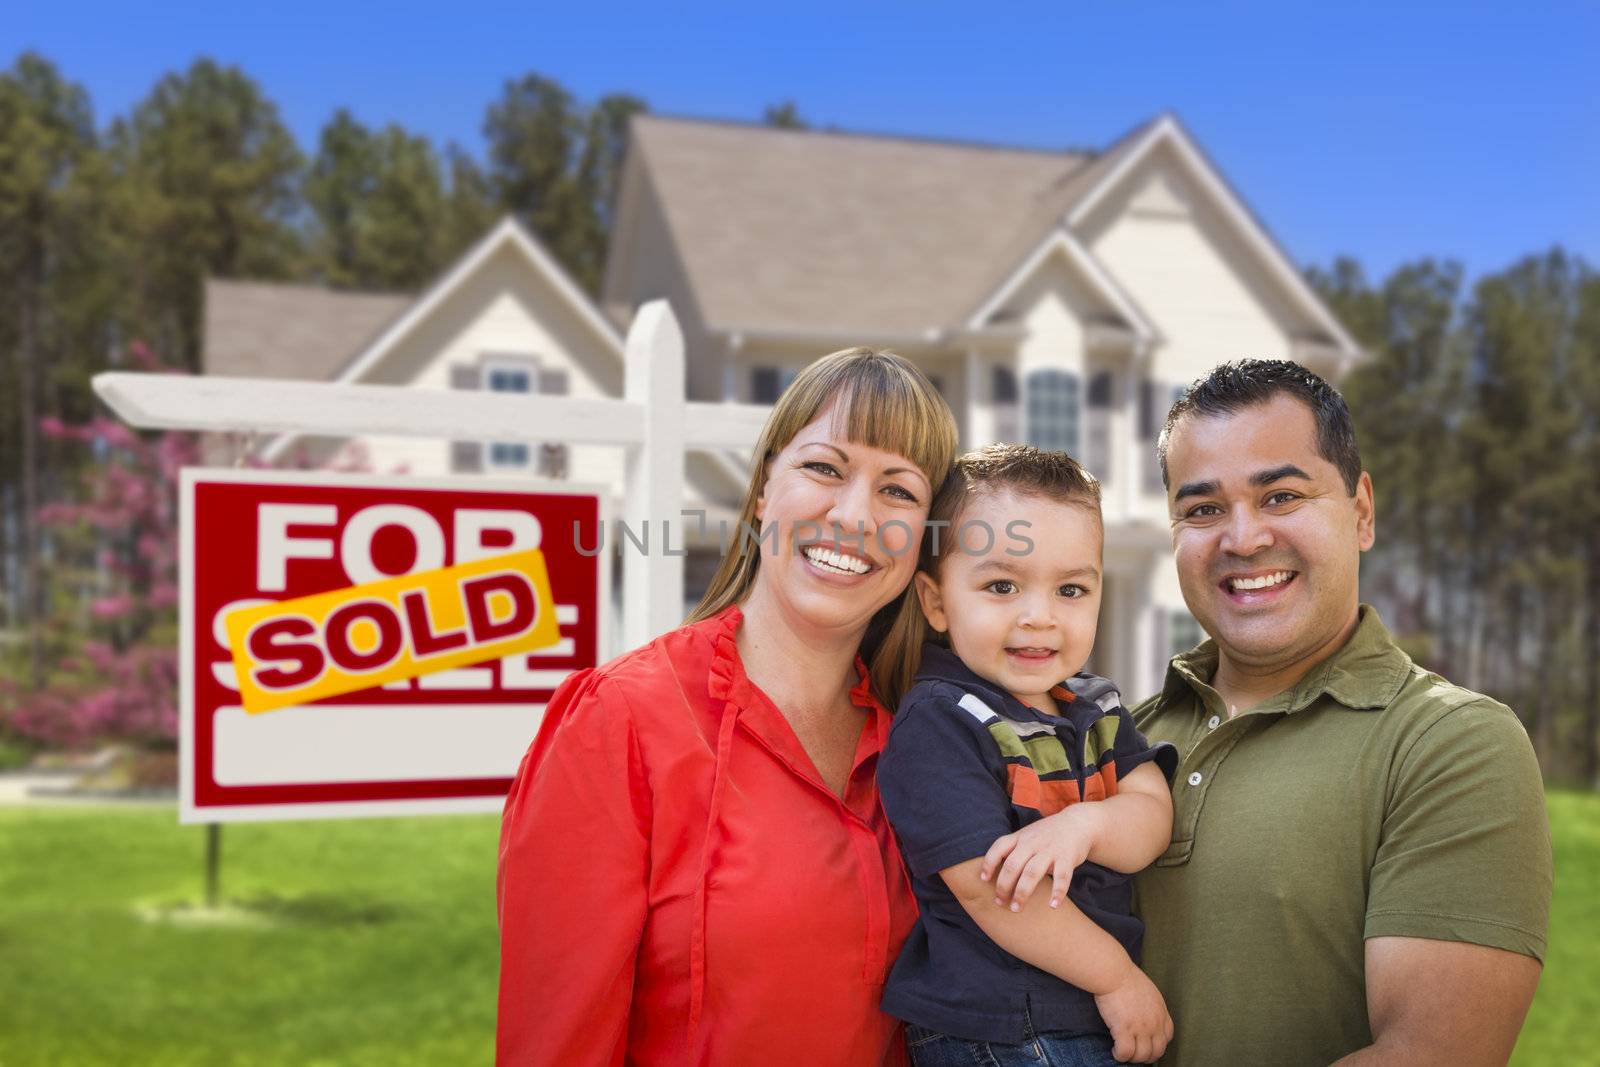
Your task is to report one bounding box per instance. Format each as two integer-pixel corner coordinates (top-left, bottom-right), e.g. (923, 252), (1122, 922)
(878, 642), (1179, 1044)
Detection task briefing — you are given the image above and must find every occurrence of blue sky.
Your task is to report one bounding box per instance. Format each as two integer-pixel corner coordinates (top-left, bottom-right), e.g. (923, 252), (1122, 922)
(7, 2), (1597, 285)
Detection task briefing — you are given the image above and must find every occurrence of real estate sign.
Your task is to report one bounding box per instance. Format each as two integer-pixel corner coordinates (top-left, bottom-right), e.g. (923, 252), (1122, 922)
(180, 469), (604, 823)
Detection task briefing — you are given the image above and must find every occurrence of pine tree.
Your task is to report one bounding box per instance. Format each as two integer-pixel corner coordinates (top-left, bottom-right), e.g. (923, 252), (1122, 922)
(0, 52), (104, 684)
(484, 74), (647, 294)
(106, 58), (304, 369)
(306, 110), (450, 290)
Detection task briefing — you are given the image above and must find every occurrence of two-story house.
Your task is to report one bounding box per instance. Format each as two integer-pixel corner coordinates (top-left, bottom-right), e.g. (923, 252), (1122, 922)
(204, 112), (1359, 701)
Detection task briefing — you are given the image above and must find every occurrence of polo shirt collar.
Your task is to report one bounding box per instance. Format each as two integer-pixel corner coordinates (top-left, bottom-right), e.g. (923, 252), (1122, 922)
(915, 641), (1078, 726)
(1160, 604), (1411, 716)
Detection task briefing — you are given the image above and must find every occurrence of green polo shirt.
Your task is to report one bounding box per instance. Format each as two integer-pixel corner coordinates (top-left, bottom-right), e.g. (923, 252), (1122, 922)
(1132, 606), (1551, 1066)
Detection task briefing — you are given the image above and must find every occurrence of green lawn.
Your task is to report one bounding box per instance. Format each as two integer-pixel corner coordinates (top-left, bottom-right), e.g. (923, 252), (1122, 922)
(0, 792), (1594, 1065)
(1512, 790), (1600, 1066)
(0, 806), (501, 1066)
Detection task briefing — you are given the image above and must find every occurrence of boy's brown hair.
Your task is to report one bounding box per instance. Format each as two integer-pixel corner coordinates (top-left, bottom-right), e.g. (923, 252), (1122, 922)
(921, 444), (1102, 575)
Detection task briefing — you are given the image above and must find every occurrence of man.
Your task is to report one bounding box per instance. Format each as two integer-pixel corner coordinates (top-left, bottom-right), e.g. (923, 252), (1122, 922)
(1132, 360), (1551, 1065)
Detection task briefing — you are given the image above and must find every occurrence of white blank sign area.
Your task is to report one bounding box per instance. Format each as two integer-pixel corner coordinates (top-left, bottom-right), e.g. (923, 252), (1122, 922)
(213, 702), (547, 786)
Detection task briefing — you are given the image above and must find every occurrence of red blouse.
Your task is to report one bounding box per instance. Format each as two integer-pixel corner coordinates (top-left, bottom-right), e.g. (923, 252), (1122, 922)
(497, 603), (918, 1066)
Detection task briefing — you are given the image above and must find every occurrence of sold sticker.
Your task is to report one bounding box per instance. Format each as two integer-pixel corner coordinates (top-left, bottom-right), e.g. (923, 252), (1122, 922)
(223, 548), (562, 714)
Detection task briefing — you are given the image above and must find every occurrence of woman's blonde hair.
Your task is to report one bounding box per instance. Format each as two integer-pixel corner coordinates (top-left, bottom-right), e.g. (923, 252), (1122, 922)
(686, 347), (958, 710)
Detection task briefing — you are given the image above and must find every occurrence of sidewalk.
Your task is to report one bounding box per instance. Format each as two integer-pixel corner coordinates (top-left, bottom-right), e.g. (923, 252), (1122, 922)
(0, 767), (175, 806)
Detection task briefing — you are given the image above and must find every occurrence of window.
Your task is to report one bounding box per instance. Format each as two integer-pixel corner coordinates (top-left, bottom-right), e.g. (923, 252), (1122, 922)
(751, 366), (798, 404)
(1140, 380), (1193, 437)
(1087, 371), (1114, 408)
(1169, 610), (1205, 656)
(490, 442), (530, 466)
(487, 367), (532, 394)
(1085, 371), (1113, 477)
(1142, 381), (1193, 492)
(1025, 369), (1081, 454)
(992, 365), (1019, 405)
(992, 365), (1021, 443)
(1139, 380), (1160, 439)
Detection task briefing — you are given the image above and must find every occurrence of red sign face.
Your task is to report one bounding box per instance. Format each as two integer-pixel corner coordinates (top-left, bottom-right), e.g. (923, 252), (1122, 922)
(181, 470), (604, 822)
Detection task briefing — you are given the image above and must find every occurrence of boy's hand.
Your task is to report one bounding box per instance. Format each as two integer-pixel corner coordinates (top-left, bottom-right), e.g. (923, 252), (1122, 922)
(980, 803), (1103, 911)
(1094, 966), (1173, 1063)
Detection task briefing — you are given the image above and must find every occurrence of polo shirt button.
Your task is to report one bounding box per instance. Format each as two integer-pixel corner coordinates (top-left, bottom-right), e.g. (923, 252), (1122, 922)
(1187, 771), (1204, 787)
(1207, 715), (1221, 729)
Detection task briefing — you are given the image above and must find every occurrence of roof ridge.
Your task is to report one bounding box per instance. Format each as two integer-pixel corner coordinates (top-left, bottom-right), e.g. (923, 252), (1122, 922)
(635, 111), (1097, 161)
(205, 276), (416, 300)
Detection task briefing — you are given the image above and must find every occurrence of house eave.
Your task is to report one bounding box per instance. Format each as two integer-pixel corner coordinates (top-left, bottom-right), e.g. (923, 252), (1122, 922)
(719, 323), (1025, 355)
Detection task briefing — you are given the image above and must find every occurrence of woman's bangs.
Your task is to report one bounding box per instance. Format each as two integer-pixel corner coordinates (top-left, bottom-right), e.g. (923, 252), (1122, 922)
(831, 368), (955, 487)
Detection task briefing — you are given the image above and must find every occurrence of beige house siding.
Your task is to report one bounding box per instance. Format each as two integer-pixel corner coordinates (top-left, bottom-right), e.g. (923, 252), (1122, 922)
(325, 242), (628, 494)
(1013, 253), (1094, 382)
(1090, 159), (1295, 385)
(604, 162), (721, 401)
(1085, 152), (1301, 529)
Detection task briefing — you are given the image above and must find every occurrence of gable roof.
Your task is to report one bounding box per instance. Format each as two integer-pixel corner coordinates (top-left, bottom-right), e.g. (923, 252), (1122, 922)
(203, 279), (411, 381)
(963, 117), (1161, 324)
(1064, 114), (1360, 356)
(626, 115), (1095, 336)
(331, 215), (624, 386)
(967, 227), (1160, 343)
(625, 113), (1360, 360)
(258, 216), (625, 463)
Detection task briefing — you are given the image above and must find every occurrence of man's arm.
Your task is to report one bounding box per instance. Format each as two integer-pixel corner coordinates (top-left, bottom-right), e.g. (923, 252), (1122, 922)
(1331, 937), (1541, 1067)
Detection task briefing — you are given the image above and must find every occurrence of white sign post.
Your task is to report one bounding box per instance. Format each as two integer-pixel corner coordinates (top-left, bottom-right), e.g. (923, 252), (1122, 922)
(94, 300), (767, 655)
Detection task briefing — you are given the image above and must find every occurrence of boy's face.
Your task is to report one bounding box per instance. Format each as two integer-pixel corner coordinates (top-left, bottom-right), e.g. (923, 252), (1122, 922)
(915, 489), (1103, 712)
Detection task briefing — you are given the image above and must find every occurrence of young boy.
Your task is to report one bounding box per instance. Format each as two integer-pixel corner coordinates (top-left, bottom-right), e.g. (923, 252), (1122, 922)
(878, 445), (1179, 1066)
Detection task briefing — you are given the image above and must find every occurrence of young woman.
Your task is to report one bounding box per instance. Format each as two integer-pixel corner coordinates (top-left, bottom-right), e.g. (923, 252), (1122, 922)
(497, 347), (958, 1066)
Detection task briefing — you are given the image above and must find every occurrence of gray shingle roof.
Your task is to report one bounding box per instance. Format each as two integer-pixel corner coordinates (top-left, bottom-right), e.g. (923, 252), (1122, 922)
(628, 116), (1103, 336)
(203, 279), (412, 380)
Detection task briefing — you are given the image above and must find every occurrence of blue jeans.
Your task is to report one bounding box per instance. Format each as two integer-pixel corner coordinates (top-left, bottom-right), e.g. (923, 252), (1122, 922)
(905, 1018), (1122, 1067)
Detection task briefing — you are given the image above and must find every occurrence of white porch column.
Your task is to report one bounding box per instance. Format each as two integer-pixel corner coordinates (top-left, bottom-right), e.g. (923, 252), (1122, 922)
(963, 348), (993, 448)
(1107, 368), (1132, 524)
(1127, 569), (1160, 703)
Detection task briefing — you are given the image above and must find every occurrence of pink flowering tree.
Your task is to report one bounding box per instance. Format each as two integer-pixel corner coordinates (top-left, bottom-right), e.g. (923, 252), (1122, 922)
(0, 343), (198, 749)
(0, 343), (396, 751)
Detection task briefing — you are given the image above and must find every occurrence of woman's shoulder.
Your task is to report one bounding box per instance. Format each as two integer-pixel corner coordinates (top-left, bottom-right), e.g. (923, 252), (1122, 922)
(561, 604), (735, 714)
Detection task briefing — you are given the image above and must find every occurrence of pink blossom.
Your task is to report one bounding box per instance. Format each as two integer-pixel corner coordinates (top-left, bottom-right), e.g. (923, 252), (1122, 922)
(89, 596), (135, 620)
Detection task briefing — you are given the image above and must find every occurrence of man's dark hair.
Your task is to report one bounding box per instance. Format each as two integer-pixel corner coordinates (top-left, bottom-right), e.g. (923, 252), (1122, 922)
(1157, 359), (1363, 494)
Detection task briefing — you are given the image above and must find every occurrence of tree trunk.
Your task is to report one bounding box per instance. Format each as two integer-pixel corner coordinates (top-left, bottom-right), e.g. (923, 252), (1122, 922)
(1532, 587), (1560, 773)
(1502, 578), (1524, 721)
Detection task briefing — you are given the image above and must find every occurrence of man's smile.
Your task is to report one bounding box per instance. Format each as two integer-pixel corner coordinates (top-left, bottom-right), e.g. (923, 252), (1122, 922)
(1219, 568), (1298, 604)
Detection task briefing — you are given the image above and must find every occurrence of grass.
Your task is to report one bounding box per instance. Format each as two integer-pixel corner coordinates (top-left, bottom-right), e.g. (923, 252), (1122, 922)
(0, 792), (1594, 1065)
(1512, 790), (1600, 1065)
(0, 806), (500, 1066)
